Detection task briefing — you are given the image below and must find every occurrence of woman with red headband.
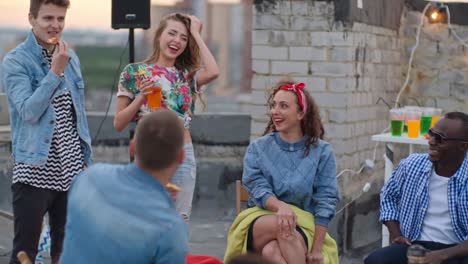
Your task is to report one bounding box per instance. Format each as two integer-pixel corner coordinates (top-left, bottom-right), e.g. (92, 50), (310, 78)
(225, 80), (339, 264)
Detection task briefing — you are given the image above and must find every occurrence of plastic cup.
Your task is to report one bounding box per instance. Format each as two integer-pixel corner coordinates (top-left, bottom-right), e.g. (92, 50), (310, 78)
(430, 108), (442, 128)
(147, 86), (162, 110)
(390, 108), (404, 137)
(407, 244), (429, 264)
(420, 108), (434, 136)
(403, 106), (420, 133)
(405, 109), (422, 138)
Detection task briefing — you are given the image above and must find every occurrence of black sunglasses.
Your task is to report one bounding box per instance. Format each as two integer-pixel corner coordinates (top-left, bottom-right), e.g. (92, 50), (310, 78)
(428, 128), (468, 144)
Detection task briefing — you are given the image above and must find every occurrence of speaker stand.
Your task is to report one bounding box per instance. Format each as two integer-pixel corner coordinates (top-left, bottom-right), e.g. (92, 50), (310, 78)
(128, 28), (135, 162)
(128, 28), (135, 63)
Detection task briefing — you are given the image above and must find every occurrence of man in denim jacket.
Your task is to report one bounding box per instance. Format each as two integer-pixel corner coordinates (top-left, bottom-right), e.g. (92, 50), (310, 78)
(1, 0), (92, 263)
(60, 111), (188, 263)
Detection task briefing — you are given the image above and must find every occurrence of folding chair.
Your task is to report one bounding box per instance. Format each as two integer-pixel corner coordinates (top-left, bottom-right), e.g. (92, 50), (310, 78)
(235, 180), (250, 215)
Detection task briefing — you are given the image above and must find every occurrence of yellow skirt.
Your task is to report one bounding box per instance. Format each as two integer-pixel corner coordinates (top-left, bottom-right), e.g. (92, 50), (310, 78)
(224, 205), (339, 263)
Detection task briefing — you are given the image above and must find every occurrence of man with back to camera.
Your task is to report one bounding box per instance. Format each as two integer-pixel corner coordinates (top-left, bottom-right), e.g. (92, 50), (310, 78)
(60, 110), (189, 263)
(365, 112), (468, 264)
(1, 0), (92, 263)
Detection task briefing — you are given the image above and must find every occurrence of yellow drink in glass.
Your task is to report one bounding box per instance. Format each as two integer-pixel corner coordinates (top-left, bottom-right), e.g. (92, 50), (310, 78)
(407, 120), (421, 138)
(430, 108), (442, 128)
(430, 116), (439, 128)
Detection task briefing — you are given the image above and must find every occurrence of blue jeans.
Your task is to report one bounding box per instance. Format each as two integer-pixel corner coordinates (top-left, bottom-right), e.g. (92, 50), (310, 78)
(171, 144), (196, 222)
(365, 241), (468, 264)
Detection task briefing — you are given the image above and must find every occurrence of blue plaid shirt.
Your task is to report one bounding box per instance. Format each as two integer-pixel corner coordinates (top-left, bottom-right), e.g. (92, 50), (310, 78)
(380, 153), (468, 242)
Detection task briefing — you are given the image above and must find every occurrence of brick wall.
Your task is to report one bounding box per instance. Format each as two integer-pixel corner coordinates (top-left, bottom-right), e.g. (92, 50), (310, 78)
(250, 0), (399, 191)
(400, 9), (468, 112)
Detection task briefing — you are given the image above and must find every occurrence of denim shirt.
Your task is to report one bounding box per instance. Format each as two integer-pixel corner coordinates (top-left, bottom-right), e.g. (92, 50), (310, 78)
(380, 153), (468, 241)
(60, 163), (189, 263)
(242, 133), (340, 227)
(1, 30), (92, 165)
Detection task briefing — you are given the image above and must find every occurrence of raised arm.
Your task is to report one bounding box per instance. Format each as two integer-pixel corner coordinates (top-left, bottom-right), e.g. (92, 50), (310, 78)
(2, 55), (61, 123)
(113, 66), (153, 132)
(188, 15), (219, 87)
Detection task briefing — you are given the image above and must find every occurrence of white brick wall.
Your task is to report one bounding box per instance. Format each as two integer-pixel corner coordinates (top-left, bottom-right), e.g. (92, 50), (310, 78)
(290, 17), (330, 31)
(311, 62), (355, 77)
(311, 32), (354, 46)
(252, 46), (288, 60)
(289, 47), (327, 61)
(249, 0), (405, 211)
(400, 10), (468, 112)
(271, 61), (308, 75)
(252, 60), (269, 74)
(254, 15), (289, 30)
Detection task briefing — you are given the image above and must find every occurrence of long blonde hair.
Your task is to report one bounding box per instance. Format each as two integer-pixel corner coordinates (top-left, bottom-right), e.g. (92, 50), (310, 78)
(144, 13), (200, 72)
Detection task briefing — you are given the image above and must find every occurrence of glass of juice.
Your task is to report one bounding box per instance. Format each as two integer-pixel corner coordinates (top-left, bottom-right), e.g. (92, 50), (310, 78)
(390, 108), (404, 137)
(406, 109), (422, 139)
(430, 108), (442, 128)
(147, 86), (162, 111)
(402, 106), (419, 133)
(420, 107), (434, 136)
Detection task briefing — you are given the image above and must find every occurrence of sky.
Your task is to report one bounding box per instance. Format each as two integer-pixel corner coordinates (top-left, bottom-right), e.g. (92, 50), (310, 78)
(0, 0), (182, 31)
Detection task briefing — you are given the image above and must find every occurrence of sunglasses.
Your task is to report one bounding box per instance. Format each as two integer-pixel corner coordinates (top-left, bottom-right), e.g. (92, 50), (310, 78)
(427, 128), (468, 144)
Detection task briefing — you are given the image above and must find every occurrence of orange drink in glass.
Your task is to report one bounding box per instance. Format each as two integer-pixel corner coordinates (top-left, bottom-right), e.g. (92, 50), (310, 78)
(407, 120), (421, 138)
(405, 108), (422, 138)
(430, 108), (442, 128)
(147, 86), (162, 110)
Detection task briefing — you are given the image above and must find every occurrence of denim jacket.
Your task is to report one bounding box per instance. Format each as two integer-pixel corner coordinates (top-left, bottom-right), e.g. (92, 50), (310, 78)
(242, 133), (340, 227)
(1, 31), (92, 165)
(60, 163), (189, 263)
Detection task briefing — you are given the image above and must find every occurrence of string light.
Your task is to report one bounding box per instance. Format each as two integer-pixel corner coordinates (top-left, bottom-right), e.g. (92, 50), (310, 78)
(430, 11), (439, 20)
(427, 3), (447, 24)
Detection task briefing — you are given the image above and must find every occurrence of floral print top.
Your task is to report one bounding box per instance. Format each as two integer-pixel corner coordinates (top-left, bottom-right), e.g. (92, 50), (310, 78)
(117, 63), (199, 128)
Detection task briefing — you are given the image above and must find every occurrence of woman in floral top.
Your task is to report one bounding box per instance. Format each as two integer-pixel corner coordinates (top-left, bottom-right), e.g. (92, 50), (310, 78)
(114, 13), (219, 222)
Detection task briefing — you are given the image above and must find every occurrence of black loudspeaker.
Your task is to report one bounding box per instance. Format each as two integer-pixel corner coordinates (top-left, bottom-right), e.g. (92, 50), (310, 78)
(112, 0), (151, 29)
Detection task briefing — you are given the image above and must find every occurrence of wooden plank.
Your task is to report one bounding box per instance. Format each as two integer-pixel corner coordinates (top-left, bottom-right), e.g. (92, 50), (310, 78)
(407, 0), (468, 26)
(333, 0), (405, 30)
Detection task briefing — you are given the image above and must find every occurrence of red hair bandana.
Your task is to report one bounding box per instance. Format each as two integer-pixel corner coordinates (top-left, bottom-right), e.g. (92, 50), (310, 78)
(279, 82), (307, 113)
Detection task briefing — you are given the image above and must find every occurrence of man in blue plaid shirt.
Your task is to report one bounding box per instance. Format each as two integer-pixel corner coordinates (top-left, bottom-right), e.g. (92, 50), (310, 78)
(366, 112), (468, 264)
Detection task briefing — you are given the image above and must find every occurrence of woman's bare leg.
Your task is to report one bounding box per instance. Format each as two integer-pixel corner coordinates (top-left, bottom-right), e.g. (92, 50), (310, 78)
(261, 240), (287, 264)
(277, 229), (308, 264)
(252, 215), (308, 264)
(251, 215), (279, 253)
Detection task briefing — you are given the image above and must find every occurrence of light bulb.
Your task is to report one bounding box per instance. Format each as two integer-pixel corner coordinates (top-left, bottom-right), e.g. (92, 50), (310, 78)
(430, 11), (440, 21)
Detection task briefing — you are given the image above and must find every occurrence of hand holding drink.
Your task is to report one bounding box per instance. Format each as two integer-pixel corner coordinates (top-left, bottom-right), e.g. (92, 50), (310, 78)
(137, 76), (162, 111)
(146, 86), (162, 110)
